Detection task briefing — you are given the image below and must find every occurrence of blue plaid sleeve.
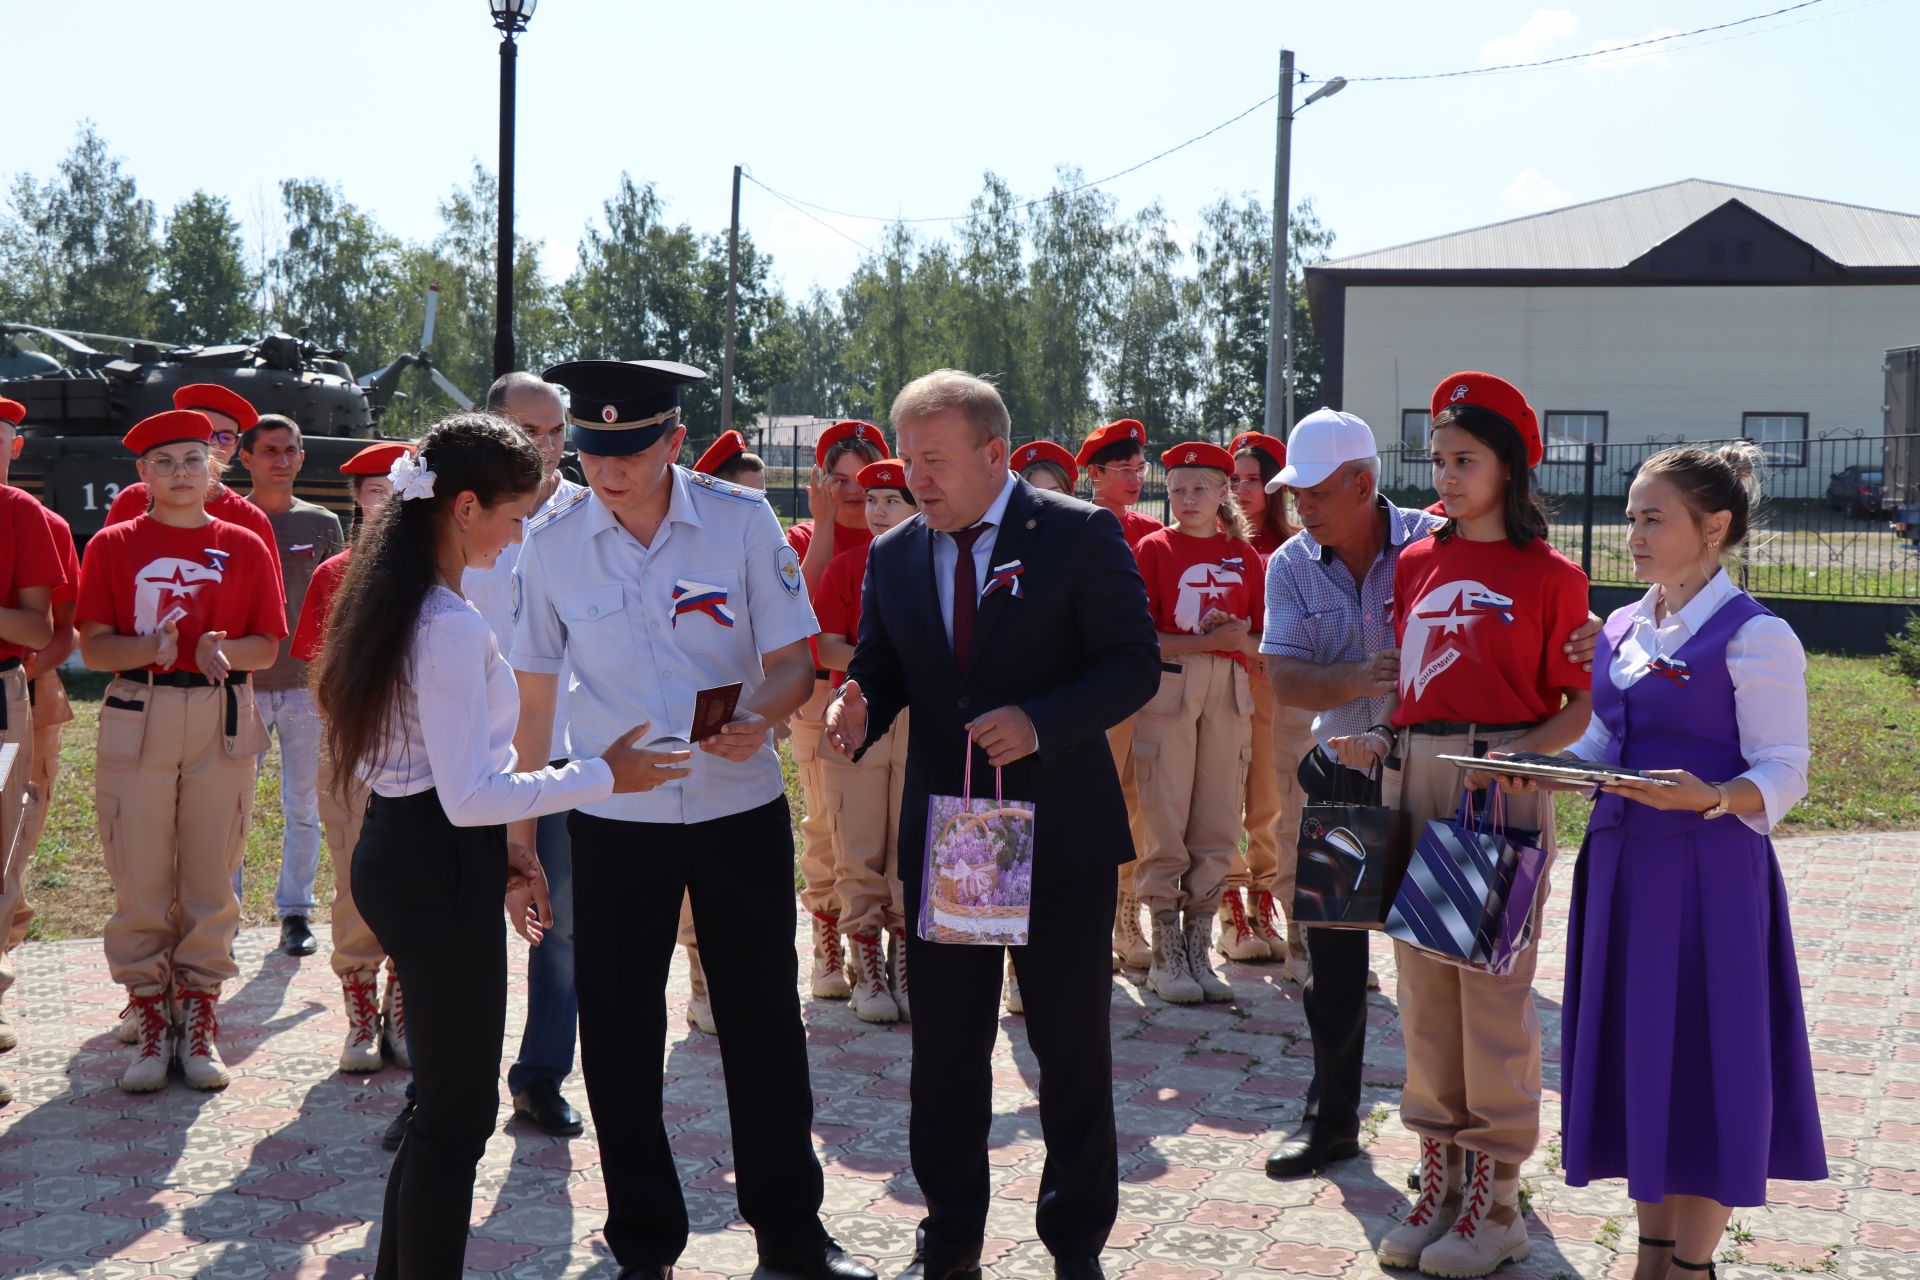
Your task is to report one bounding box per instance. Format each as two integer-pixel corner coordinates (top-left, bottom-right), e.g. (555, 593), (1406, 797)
(1260, 549), (1313, 660)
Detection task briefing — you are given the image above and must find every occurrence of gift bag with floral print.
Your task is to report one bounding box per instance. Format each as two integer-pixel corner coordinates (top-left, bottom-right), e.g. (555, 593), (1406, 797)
(918, 736), (1035, 946)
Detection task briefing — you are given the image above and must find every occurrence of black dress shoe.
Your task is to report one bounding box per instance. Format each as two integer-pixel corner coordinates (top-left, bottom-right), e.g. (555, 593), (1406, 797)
(279, 914), (317, 956)
(381, 1099), (414, 1152)
(512, 1079), (585, 1137)
(892, 1254), (981, 1280)
(754, 1236), (878, 1280)
(1054, 1259), (1104, 1279)
(616, 1267), (672, 1279)
(1264, 1123), (1361, 1178)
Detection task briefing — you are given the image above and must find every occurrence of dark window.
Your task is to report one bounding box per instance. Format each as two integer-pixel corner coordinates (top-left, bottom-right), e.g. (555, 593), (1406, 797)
(1542, 411), (1608, 464)
(1734, 240), (1754, 265)
(1401, 409), (1430, 451)
(1743, 412), (1808, 467)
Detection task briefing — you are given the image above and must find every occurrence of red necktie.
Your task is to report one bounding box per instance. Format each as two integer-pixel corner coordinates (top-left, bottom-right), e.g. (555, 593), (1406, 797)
(950, 523), (986, 670)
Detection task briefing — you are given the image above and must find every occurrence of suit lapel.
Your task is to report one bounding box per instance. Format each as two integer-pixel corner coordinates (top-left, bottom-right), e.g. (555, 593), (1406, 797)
(963, 480), (1041, 682)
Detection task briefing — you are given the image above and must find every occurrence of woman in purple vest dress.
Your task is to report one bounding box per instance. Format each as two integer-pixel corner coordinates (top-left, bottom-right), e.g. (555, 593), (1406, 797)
(1503, 442), (1825, 1280)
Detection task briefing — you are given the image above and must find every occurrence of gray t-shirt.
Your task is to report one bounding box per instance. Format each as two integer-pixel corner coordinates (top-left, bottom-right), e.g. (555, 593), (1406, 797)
(255, 497), (346, 691)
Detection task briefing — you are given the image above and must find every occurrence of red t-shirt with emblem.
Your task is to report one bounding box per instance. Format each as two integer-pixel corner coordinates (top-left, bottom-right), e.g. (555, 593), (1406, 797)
(291, 548), (351, 664)
(788, 520), (872, 669)
(812, 541), (872, 688)
(76, 516), (288, 675)
(40, 506), (80, 608)
(1134, 527), (1265, 668)
(1, 486), (66, 661)
(107, 482), (283, 576)
(1389, 532), (1590, 727)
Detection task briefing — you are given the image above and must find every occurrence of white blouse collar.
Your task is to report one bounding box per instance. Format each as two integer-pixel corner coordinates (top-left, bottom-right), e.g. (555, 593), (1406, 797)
(1634, 567), (1737, 635)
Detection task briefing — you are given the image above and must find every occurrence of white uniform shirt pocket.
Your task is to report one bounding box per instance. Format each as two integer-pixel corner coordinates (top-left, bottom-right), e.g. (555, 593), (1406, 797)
(559, 585), (634, 666)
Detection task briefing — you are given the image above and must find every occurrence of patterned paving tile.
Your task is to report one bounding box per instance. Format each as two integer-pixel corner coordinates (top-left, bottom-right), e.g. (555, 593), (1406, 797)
(0, 832), (1910, 1276)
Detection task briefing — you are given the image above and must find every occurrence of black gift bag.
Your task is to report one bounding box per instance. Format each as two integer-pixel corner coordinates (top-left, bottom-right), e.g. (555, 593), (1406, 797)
(1291, 759), (1415, 929)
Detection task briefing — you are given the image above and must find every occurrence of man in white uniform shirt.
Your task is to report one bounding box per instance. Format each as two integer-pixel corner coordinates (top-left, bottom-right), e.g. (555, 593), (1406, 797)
(508, 359), (875, 1280)
(462, 372), (589, 1138)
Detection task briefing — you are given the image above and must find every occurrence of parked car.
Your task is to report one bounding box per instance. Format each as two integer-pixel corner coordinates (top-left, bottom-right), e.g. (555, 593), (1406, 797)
(1826, 466), (1885, 518)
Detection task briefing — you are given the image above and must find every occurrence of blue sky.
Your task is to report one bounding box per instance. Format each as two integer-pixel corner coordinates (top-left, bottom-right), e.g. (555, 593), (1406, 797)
(6, 0), (1911, 300)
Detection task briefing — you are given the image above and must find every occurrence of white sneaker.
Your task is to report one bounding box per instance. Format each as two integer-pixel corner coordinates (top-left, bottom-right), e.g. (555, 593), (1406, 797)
(1146, 909), (1202, 1004)
(888, 929), (910, 1022)
(339, 971), (383, 1074)
(1249, 890), (1290, 962)
(119, 987), (172, 1093)
(846, 932), (899, 1023)
(381, 970), (411, 1070)
(174, 985), (230, 1091)
(1418, 1157), (1530, 1277)
(1376, 1139), (1460, 1269)
(1185, 911), (1235, 1002)
(1114, 893), (1152, 970)
(0, 1006), (16, 1053)
(810, 911), (852, 1000)
(1004, 954), (1023, 1014)
(1216, 890), (1270, 962)
(686, 943), (717, 1035)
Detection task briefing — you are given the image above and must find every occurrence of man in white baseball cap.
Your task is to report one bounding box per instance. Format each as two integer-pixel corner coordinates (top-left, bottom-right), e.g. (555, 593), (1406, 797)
(1266, 408), (1378, 493)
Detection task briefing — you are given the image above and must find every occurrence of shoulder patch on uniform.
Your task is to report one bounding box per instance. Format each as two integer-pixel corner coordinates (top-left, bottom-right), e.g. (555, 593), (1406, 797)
(527, 487), (590, 536)
(689, 470), (765, 505)
(777, 545), (803, 596)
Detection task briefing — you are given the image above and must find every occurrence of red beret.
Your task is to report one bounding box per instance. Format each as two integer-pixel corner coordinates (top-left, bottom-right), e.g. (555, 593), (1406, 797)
(694, 429), (748, 476)
(172, 383), (259, 433)
(1430, 371), (1542, 468)
(0, 398), (23, 427)
(856, 458), (910, 490)
(1013, 440), (1079, 489)
(815, 420), (889, 467)
(340, 442), (414, 476)
(1161, 441), (1234, 473)
(124, 409), (213, 455)
(1228, 432), (1287, 470)
(1076, 418), (1147, 467)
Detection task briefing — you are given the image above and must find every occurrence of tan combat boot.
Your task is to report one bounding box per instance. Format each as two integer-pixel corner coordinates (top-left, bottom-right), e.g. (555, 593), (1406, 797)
(1376, 1138), (1462, 1269)
(339, 970), (383, 1073)
(810, 911), (852, 1000)
(1146, 908), (1202, 1004)
(174, 983), (231, 1091)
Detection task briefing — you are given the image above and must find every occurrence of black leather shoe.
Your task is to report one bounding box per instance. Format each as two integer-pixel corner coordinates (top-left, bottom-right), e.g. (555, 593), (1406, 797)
(1264, 1123), (1361, 1178)
(279, 914), (317, 956)
(616, 1267), (672, 1279)
(381, 1099), (414, 1152)
(512, 1079), (585, 1137)
(755, 1236), (878, 1280)
(892, 1254), (981, 1280)
(1054, 1259), (1104, 1279)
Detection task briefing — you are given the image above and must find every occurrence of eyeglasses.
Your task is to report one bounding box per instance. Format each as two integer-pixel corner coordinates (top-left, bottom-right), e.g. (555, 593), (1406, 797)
(1093, 463), (1147, 479)
(210, 430), (238, 446)
(143, 453), (210, 477)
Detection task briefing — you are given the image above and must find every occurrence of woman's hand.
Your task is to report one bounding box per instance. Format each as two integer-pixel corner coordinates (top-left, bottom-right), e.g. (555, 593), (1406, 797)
(195, 630), (232, 681)
(150, 620), (180, 670)
(504, 841), (552, 946)
(601, 722), (695, 794)
(1327, 731), (1389, 772)
(1602, 768), (1718, 812)
(806, 466), (838, 526)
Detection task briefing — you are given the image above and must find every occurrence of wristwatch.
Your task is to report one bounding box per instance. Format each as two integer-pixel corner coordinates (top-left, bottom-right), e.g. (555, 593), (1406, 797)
(1700, 784), (1731, 820)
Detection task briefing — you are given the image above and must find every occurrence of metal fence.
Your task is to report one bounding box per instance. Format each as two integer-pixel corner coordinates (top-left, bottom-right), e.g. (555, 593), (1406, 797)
(1380, 432), (1920, 602)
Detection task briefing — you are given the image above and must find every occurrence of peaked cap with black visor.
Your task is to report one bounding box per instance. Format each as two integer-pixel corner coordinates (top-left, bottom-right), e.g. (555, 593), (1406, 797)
(542, 359), (708, 457)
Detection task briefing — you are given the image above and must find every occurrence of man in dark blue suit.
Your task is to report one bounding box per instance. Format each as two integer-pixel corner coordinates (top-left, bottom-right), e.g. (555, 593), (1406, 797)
(826, 370), (1159, 1280)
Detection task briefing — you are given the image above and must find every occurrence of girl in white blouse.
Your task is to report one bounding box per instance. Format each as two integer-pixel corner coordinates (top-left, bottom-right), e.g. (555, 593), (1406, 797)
(313, 414), (687, 1279)
(1497, 442), (1825, 1280)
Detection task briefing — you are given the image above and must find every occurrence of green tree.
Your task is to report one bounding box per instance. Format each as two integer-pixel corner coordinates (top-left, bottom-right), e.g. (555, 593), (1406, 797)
(1104, 202), (1199, 439)
(1026, 168), (1116, 438)
(955, 173), (1034, 433)
(160, 191), (254, 345)
(270, 177), (405, 366)
(1287, 198), (1336, 414)
(771, 286), (852, 419)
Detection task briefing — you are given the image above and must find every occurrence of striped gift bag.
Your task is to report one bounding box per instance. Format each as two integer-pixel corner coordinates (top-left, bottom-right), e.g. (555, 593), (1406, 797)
(1385, 785), (1548, 974)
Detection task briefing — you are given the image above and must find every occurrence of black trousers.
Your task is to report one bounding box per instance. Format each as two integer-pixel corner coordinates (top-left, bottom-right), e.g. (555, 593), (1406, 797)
(905, 865), (1120, 1263)
(351, 789), (509, 1280)
(569, 798), (826, 1269)
(1295, 748), (1377, 1140)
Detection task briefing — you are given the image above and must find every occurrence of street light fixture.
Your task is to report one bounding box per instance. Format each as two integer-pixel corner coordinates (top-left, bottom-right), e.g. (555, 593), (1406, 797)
(1302, 76), (1347, 108)
(490, 0), (536, 377)
(1264, 53), (1348, 440)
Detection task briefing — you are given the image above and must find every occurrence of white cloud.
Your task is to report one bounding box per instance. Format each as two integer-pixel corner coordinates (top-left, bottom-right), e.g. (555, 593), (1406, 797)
(1502, 169), (1575, 212)
(1481, 8), (1581, 63)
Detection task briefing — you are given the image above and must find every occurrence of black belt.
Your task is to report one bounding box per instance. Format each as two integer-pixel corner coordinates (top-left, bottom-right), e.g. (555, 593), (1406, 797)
(1405, 719), (1535, 737)
(0, 656), (20, 672)
(142, 670), (248, 690)
(814, 668), (832, 681)
(1161, 661), (1183, 674)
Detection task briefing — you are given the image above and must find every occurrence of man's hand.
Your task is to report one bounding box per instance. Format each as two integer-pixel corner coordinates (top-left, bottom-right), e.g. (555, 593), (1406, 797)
(195, 629), (230, 680)
(1351, 648), (1398, 700)
(824, 679), (868, 760)
(1327, 731), (1388, 772)
(504, 841), (552, 946)
(1564, 613), (1603, 673)
(967, 706), (1038, 768)
(701, 712), (772, 763)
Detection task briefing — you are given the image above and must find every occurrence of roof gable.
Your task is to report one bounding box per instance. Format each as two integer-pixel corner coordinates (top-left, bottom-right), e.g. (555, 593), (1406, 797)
(1630, 198), (1842, 278)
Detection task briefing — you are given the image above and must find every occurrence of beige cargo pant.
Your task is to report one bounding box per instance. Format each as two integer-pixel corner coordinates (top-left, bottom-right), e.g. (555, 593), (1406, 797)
(1132, 653), (1254, 916)
(1386, 726), (1556, 1165)
(789, 692), (841, 921)
(97, 677), (261, 992)
(1225, 666), (1313, 904)
(0, 664), (33, 999)
(318, 754), (389, 977)
(821, 713), (909, 935)
(7, 672), (74, 956)
(1107, 715), (1149, 893)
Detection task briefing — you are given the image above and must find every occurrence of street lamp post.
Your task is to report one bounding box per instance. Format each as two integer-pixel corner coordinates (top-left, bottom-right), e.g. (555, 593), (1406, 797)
(1263, 50), (1345, 439)
(490, 0), (536, 380)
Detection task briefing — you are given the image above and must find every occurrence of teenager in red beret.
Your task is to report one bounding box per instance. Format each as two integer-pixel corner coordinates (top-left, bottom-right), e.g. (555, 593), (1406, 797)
(77, 410), (287, 1094)
(694, 429), (767, 487)
(1127, 441), (1263, 1006)
(1013, 439), (1078, 494)
(1329, 370), (1590, 1275)
(787, 420), (889, 999)
(104, 387), (279, 574)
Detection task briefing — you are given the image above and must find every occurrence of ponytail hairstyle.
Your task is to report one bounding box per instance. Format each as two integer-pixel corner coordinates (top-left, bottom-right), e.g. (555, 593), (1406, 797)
(1636, 439), (1765, 553)
(314, 413), (542, 789)
(1430, 403), (1550, 547)
(1234, 444), (1298, 547)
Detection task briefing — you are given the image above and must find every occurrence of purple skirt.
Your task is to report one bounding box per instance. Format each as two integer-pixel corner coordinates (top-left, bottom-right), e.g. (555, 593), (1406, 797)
(1560, 822), (1827, 1205)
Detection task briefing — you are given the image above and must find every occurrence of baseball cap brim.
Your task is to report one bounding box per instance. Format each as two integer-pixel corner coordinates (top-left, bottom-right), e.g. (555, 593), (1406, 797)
(1268, 459), (1337, 492)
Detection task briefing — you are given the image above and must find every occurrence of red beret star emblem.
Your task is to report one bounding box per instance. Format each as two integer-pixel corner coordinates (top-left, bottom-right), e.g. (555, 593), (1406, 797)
(1450, 384), (1469, 403)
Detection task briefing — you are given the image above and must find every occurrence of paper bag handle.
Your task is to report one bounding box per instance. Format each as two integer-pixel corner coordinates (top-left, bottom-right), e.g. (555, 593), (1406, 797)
(960, 730), (1004, 807)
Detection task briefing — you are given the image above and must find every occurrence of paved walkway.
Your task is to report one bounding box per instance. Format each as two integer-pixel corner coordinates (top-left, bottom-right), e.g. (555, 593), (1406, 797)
(0, 831), (1913, 1278)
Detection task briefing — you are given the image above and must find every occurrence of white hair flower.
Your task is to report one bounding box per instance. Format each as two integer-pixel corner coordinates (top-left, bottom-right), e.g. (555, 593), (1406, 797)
(388, 452), (437, 502)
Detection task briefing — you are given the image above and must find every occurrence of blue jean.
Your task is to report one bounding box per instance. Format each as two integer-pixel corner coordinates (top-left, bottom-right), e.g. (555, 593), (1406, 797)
(237, 686), (324, 917)
(507, 807), (578, 1094)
